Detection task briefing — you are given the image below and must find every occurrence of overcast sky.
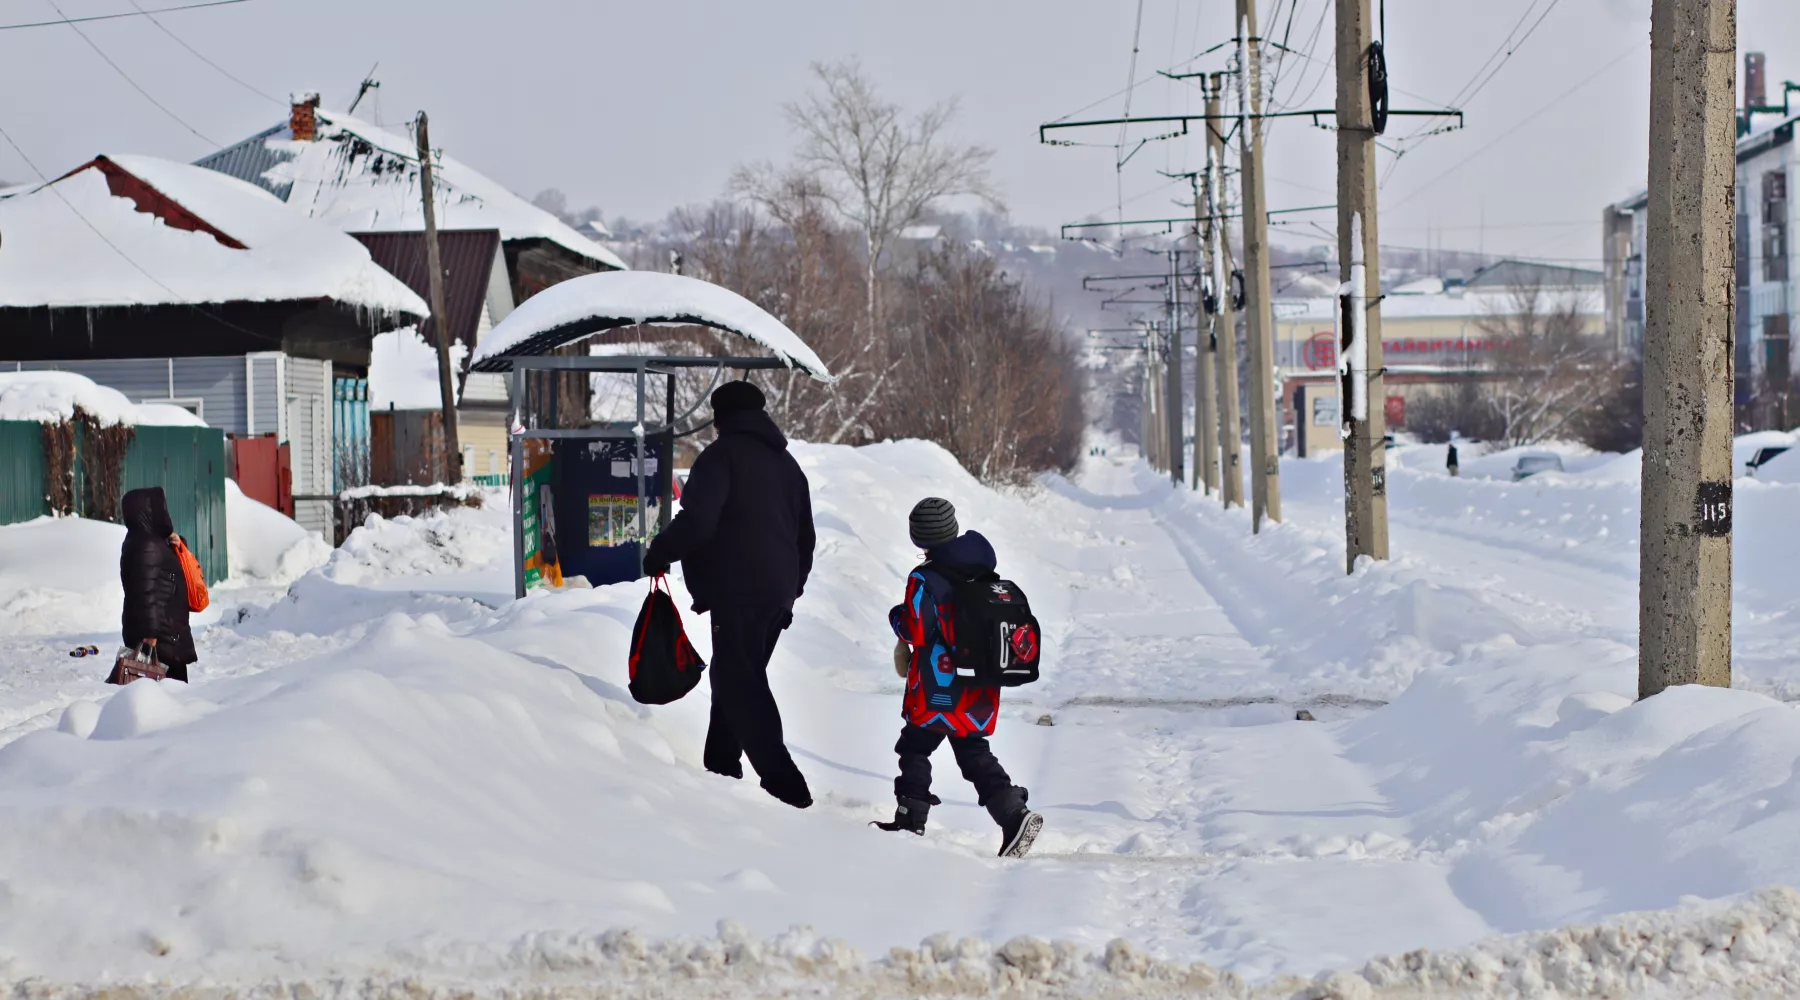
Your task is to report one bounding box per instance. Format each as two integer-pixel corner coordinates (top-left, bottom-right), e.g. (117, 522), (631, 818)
(2, 1), (1798, 268)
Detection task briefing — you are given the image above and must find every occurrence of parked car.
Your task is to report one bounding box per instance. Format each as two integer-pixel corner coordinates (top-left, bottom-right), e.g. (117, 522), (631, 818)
(1746, 446), (1790, 477)
(1511, 453), (1565, 481)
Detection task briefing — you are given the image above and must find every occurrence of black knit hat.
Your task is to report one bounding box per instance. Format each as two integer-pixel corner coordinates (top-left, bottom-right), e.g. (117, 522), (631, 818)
(710, 380), (766, 416)
(908, 497), (959, 550)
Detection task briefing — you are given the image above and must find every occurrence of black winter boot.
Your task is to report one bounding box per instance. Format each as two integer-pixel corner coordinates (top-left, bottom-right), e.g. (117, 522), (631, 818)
(986, 787), (1044, 858)
(873, 795), (936, 835)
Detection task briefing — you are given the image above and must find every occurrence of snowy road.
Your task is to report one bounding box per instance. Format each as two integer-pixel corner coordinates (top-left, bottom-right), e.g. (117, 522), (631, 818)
(7, 440), (1800, 996)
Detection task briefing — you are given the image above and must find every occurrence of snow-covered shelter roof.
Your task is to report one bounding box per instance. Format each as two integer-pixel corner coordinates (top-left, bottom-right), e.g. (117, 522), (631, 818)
(469, 271), (834, 381)
(0, 155), (429, 316)
(195, 108), (626, 271)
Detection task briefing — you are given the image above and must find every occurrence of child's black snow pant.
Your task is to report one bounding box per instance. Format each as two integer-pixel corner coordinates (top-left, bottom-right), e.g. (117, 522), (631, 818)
(705, 601), (811, 807)
(892, 723), (1025, 824)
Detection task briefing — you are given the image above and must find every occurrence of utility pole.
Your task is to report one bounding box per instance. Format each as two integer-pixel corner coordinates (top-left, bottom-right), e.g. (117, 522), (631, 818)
(1193, 176), (1221, 495)
(1209, 71), (1245, 509)
(1236, 0), (1282, 531)
(1166, 252), (1185, 486)
(1640, 0), (1735, 698)
(415, 111), (463, 483)
(1337, 0), (1389, 572)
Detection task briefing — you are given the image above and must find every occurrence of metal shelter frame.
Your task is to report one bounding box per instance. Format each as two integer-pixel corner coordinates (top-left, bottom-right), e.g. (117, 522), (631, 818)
(501, 354), (794, 599)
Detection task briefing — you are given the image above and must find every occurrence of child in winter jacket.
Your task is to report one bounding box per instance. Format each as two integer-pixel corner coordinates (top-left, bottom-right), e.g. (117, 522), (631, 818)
(874, 497), (1045, 858)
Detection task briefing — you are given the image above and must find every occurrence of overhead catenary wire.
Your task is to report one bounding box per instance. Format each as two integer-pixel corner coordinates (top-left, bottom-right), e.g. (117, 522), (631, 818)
(1388, 41), (1638, 208)
(128, 0), (283, 106)
(0, 0), (252, 31)
(44, 0), (220, 148)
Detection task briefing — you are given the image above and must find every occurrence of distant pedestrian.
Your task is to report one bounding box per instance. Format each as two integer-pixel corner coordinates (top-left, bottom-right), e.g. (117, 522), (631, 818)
(642, 380), (816, 809)
(1446, 441), (1461, 478)
(119, 486), (196, 682)
(875, 498), (1045, 858)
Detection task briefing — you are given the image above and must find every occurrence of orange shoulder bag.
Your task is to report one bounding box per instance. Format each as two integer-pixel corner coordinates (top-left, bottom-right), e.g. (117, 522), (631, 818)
(171, 536), (209, 612)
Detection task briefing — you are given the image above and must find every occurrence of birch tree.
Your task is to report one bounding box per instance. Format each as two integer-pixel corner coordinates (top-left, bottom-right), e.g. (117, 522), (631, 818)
(742, 59), (998, 343)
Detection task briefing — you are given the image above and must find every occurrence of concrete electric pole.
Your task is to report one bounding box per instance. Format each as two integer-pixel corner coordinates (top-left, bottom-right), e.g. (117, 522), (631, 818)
(1337, 0), (1389, 572)
(1640, 0), (1736, 698)
(1166, 254), (1186, 486)
(1209, 71), (1246, 509)
(415, 111), (462, 483)
(1193, 173), (1221, 495)
(1236, 0), (1283, 531)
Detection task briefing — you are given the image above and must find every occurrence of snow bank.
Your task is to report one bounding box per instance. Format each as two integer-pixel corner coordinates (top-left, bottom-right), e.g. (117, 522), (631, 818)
(224, 479), (328, 585)
(322, 502), (510, 586)
(0, 517), (126, 636)
(470, 270), (833, 380)
(0, 371), (207, 427)
(0, 156), (427, 316)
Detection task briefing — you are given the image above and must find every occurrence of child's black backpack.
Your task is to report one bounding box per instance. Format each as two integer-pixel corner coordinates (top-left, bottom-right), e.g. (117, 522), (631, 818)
(925, 564), (1042, 687)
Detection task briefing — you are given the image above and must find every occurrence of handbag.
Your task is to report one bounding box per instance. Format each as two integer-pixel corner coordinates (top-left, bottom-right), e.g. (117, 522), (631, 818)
(171, 536), (209, 612)
(627, 575), (707, 705)
(107, 640), (169, 685)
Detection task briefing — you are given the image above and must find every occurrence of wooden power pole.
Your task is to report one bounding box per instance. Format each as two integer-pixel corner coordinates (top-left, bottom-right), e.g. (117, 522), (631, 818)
(1237, 0), (1282, 531)
(1337, 0), (1389, 572)
(1640, 0), (1735, 698)
(1193, 173), (1221, 495)
(415, 111), (463, 483)
(1209, 71), (1245, 509)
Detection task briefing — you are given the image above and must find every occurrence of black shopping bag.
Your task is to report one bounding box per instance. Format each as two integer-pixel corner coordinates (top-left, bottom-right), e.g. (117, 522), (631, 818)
(628, 575), (707, 704)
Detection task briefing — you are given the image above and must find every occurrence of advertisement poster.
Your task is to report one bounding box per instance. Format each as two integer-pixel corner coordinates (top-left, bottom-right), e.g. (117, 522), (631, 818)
(519, 439), (558, 591)
(588, 495), (661, 547)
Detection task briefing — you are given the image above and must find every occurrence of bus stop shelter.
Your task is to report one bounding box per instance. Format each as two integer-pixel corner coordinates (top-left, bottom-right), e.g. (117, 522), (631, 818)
(468, 270), (833, 598)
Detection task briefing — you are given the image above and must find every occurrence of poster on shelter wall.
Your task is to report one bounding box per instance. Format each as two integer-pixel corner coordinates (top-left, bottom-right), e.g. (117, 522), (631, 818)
(589, 495), (660, 547)
(520, 439), (558, 591)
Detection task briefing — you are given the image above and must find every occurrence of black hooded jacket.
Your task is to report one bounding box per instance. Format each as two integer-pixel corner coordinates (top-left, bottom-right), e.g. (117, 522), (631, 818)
(120, 486), (196, 669)
(645, 408), (815, 613)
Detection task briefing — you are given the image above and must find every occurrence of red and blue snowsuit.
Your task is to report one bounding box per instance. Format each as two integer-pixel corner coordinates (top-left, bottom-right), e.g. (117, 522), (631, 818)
(889, 531), (1001, 737)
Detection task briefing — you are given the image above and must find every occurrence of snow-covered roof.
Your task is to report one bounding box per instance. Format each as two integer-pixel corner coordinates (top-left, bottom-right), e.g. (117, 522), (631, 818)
(196, 108), (626, 271)
(0, 371), (207, 427)
(0, 155), (429, 316)
(469, 270), (833, 381)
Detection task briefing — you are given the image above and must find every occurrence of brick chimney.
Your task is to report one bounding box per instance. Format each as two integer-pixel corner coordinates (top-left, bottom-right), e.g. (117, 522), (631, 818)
(1747, 53), (1767, 112)
(289, 91), (321, 141)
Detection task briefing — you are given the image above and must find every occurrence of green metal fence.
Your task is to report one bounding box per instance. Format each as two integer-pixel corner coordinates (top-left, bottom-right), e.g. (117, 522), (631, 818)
(123, 426), (228, 584)
(0, 421), (46, 525)
(0, 420), (227, 583)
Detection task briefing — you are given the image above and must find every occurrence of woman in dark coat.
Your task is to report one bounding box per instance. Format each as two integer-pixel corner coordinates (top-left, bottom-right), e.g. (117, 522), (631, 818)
(120, 486), (196, 682)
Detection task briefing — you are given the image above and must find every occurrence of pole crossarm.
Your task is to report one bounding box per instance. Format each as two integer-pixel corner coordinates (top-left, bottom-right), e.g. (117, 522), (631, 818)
(1039, 109), (1458, 144)
(1059, 204), (1334, 240)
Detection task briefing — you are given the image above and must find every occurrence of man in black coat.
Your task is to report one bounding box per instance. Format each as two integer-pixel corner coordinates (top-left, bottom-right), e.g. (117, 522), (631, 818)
(643, 380), (816, 808)
(120, 486), (197, 681)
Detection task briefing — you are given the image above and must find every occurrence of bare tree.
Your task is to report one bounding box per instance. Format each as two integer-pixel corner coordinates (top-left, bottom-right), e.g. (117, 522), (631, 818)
(738, 59), (998, 341)
(1475, 281), (1609, 446)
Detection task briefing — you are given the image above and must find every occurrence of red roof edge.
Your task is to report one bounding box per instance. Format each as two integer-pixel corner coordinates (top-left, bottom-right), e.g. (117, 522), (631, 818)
(76, 155), (248, 250)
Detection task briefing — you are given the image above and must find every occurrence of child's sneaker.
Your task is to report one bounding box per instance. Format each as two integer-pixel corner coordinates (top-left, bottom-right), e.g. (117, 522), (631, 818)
(998, 808), (1044, 858)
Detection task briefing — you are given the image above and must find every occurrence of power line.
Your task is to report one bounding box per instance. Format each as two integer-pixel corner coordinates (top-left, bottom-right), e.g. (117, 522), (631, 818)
(128, 0), (283, 106)
(1388, 42), (1638, 209)
(0, 0), (252, 31)
(44, 0), (220, 148)
(0, 120), (281, 344)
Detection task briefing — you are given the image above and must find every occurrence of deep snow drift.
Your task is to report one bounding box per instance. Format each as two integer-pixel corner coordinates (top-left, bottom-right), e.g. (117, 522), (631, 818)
(2, 438), (1800, 997)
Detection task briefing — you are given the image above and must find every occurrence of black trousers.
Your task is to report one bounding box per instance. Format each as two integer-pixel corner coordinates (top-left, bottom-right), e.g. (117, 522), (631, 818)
(703, 602), (810, 803)
(893, 723), (1015, 808)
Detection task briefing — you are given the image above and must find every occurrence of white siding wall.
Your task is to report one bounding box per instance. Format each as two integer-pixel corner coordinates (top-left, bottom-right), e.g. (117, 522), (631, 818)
(283, 356), (333, 538)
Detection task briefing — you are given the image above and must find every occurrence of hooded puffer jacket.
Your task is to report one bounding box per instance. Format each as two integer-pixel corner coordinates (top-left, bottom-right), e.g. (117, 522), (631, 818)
(120, 486), (195, 678)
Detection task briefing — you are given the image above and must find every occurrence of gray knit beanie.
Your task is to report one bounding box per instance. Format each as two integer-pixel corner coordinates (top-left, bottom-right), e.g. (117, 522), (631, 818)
(908, 497), (959, 550)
